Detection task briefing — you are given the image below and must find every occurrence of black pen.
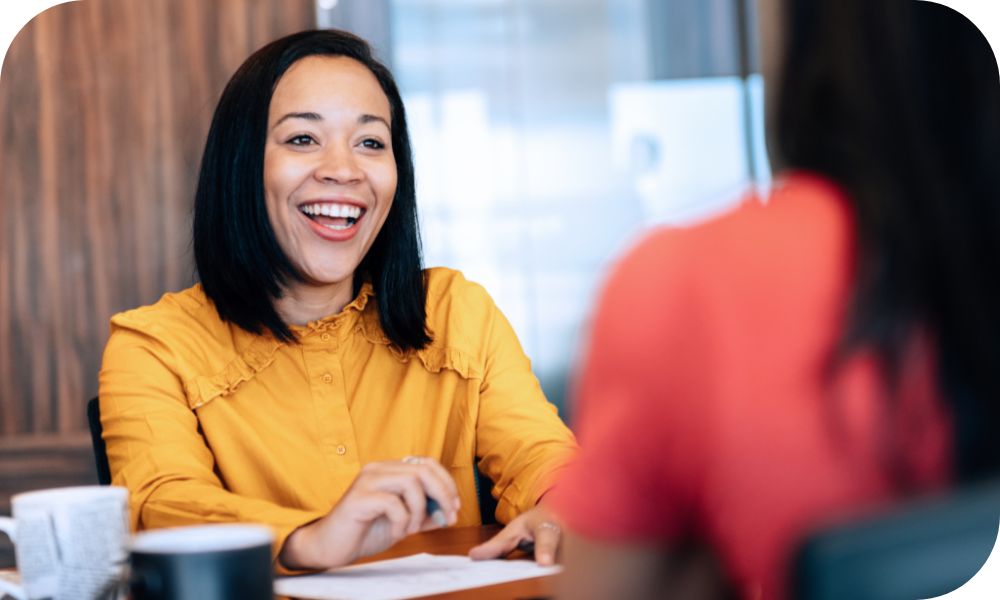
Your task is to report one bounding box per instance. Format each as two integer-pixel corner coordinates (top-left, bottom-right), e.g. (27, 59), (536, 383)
(426, 497), (448, 527)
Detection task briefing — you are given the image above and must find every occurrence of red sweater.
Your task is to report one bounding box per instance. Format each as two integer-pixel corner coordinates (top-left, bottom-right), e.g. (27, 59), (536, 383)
(552, 172), (951, 599)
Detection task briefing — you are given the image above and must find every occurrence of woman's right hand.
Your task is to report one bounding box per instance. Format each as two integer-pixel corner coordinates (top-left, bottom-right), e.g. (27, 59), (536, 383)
(279, 457), (461, 570)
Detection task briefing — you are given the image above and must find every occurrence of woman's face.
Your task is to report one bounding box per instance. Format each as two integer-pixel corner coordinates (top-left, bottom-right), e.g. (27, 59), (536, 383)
(264, 55), (397, 293)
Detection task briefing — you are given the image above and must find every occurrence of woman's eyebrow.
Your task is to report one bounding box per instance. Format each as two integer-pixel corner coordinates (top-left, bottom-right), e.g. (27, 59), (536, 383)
(359, 114), (390, 129)
(271, 112), (389, 129)
(273, 111), (322, 129)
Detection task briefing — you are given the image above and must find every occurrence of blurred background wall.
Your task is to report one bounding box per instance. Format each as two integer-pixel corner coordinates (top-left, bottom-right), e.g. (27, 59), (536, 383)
(327, 0), (766, 413)
(0, 0), (765, 567)
(0, 0), (315, 566)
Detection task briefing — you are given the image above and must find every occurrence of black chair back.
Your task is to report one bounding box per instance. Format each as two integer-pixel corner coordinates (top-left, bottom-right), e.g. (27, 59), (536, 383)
(794, 479), (1000, 600)
(86, 396), (112, 485)
(475, 462), (499, 525)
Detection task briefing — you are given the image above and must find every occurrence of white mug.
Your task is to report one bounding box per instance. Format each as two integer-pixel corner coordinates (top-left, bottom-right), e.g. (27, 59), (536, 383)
(0, 486), (129, 600)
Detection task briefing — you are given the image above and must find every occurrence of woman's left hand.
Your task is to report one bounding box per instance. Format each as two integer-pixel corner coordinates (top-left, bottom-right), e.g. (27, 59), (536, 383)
(468, 505), (562, 565)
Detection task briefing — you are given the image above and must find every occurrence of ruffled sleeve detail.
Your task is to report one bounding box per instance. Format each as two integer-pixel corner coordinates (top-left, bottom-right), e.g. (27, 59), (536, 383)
(356, 299), (391, 346)
(355, 287), (483, 381)
(296, 282), (376, 336)
(182, 337), (284, 410)
(414, 346), (482, 380)
(180, 284), (380, 410)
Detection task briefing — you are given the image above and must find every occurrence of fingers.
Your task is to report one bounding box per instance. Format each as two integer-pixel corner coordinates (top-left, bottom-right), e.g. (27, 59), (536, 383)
(358, 469), (437, 531)
(396, 478), (427, 535)
(468, 522), (526, 560)
(401, 456), (461, 518)
(366, 492), (411, 541)
(408, 464), (459, 524)
(468, 509), (563, 565)
(313, 460), (460, 569)
(325, 490), (413, 563)
(532, 521), (561, 565)
(408, 457), (460, 501)
(355, 458), (460, 529)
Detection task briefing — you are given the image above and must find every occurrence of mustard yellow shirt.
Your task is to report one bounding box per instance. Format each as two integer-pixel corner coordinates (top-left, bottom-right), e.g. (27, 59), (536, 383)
(98, 268), (577, 562)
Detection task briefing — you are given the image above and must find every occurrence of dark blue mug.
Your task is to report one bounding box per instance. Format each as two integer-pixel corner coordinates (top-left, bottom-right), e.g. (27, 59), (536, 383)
(129, 524), (273, 600)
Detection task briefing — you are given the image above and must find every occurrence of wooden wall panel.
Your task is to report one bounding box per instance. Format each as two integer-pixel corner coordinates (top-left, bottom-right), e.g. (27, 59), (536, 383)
(0, 0), (315, 434)
(0, 0), (316, 566)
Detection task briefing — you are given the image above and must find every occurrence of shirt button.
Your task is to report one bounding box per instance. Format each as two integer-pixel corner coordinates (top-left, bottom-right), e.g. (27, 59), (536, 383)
(322, 373), (333, 384)
(320, 333), (331, 342)
(336, 445), (347, 455)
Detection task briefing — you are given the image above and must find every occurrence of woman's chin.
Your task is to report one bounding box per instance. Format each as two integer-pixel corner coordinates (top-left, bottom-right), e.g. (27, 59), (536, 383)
(294, 268), (358, 291)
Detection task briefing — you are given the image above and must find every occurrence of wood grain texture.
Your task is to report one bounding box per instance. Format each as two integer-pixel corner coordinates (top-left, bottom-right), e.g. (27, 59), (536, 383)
(0, 0), (316, 565)
(0, 0), (315, 434)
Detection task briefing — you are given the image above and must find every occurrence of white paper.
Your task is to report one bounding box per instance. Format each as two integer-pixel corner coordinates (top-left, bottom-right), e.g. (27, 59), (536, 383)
(275, 553), (561, 600)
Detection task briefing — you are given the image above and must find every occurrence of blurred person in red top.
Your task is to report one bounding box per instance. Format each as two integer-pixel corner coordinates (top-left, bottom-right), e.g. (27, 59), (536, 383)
(551, 1), (1000, 598)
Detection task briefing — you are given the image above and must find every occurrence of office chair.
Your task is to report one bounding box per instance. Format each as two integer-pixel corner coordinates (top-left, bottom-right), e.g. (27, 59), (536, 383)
(794, 479), (1000, 600)
(86, 396), (112, 485)
(474, 462), (499, 526)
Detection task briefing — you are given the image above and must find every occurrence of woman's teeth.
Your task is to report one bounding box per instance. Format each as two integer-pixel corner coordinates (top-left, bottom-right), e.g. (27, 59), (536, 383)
(324, 221), (353, 230)
(300, 203), (363, 218)
(300, 202), (363, 229)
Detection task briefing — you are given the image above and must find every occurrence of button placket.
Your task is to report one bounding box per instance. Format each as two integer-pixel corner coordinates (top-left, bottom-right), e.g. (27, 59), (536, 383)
(304, 334), (359, 469)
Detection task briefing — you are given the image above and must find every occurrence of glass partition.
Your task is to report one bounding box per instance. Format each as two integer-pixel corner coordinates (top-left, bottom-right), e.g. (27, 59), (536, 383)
(321, 0), (769, 415)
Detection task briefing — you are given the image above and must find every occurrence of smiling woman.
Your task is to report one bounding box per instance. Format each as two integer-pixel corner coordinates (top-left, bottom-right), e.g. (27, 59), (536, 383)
(263, 55), (398, 322)
(191, 31), (427, 351)
(97, 29), (577, 573)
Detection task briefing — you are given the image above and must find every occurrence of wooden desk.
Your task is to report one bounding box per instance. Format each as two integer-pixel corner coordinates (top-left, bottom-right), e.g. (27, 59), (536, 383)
(0, 526), (558, 600)
(353, 525), (557, 600)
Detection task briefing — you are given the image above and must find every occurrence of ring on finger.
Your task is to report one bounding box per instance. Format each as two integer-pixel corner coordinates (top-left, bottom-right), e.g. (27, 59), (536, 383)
(537, 521), (561, 535)
(402, 455), (426, 465)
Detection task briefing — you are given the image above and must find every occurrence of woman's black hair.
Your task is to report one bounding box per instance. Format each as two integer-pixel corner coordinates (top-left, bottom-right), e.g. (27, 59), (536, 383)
(193, 29), (431, 350)
(773, 1), (1000, 481)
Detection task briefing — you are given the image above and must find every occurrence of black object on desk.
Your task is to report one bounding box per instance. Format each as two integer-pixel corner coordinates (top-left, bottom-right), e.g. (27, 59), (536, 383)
(130, 526), (274, 600)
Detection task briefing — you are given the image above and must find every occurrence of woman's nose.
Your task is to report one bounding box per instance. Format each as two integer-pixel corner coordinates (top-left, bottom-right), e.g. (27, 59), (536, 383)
(314, 146), (363, 184)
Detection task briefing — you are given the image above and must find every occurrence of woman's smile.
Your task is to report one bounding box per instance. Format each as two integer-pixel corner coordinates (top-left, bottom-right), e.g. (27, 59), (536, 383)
(263, 54), (397, 297)
(298, 199), (368, 240)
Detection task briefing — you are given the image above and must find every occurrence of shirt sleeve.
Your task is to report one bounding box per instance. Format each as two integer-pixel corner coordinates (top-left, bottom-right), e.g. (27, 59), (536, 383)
(550, 230), (713, 541)
(470, 287), (579, 524)
(98, 323), (327, 572)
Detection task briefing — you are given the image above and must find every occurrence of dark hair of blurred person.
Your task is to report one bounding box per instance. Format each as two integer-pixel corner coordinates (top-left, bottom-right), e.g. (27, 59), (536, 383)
(775, 0), (1000, 482)
(552, 2), (1000, 599)
(193, 29), (430, 349)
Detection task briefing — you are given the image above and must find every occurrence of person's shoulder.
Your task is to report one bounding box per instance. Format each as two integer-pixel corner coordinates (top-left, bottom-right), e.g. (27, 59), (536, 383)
(592, 171), (853, 347)
(111, 284), (211, 327)
(616, 172), (851, 291)
(421, 267), (499, 358)
(424, 267), (494, 314)
(104, 285), (283, 407)
(109, 284), (229, 344)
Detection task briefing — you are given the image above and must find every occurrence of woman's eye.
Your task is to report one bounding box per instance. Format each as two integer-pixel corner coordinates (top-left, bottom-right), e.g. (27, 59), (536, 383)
(360, 138), (385, 150)
(287, 134), (316, 146)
